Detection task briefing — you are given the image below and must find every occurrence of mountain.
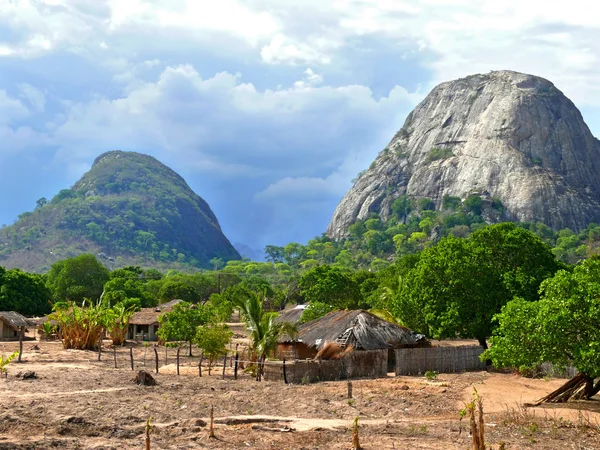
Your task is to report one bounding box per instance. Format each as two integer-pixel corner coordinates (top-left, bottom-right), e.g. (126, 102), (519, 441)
(0, 151), (240, 272)
(327, 70), (600, 239)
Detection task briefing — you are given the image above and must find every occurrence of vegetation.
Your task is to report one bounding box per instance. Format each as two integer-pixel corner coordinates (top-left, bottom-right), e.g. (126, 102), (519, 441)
(46, 254), (110, 303)
(484, 257), (600, 402)
(0, 350), (18, 375)
(0, 151), (239, 272)
(156, 301), (216, 356)
(0, 267), (51, 316)
(425, 147), (455, 163)
(194, 325), (232, 375)
(50, 300), (112, 350)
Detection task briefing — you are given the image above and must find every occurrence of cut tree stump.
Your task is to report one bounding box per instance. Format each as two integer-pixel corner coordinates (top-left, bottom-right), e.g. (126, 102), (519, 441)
(134, 370), (157, 386)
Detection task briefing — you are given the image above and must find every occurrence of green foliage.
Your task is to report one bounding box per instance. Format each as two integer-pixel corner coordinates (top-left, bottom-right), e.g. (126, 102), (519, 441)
(392, 223), (562, 346)
(417, 198), (435, 211)
(194, 325), (232, 372)
(0, 151), (240, 271)
(233, 290), (297, 360)
(157, 301), (216, 349)
(299, 265), (360, 310)
(0, 267), (51, 316)
(0, 350), (18, 374)
(484, 258), (600, 378)
(425, 147), (454, 163)
(425, 370), (438, 381)
(299, 302), (334, 323)
(46, 254), (110, 303)
(50, 300), (113, 350)
(442, 195), (461, 211)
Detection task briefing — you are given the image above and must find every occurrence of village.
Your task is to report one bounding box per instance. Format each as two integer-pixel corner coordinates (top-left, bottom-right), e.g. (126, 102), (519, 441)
(1, 299), (599, 450)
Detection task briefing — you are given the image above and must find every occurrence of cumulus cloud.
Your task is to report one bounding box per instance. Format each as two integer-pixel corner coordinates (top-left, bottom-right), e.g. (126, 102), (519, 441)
(1, 0), (600, 248)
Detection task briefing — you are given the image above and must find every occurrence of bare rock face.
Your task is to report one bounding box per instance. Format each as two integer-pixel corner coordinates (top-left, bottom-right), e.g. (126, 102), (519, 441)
(327, 70), (600, 239)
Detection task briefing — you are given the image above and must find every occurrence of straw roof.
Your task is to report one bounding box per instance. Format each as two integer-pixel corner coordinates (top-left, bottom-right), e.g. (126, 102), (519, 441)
(0, 311), (30, 329)
(284, 310), (429, 351)
(274, 305), (307, 325)
(129, 299), (182, 325)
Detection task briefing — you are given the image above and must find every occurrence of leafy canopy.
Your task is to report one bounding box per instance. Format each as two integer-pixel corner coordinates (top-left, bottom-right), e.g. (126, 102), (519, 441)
(484, 257), (600, 378)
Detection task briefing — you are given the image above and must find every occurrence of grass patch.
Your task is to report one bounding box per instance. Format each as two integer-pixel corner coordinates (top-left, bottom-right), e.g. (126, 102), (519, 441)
(425, 147), (455, 163)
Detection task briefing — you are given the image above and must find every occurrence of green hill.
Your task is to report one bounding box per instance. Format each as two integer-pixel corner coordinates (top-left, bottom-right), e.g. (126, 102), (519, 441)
(0, 151), (240, 272)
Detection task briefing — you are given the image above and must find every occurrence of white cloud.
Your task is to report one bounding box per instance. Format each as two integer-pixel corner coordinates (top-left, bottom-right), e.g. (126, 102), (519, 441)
(18, 84), (46, 113)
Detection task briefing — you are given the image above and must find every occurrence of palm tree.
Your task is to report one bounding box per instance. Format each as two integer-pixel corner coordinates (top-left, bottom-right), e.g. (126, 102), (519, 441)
(233, 290), (297, 381)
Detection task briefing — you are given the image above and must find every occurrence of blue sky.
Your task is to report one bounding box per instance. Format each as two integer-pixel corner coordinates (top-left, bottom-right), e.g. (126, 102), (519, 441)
(1, 1), (600, 254)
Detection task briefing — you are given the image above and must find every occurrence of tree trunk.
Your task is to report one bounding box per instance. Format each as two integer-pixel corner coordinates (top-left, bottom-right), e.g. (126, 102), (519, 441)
(477, 338), (488, 350)
(527, 373), (599, 405)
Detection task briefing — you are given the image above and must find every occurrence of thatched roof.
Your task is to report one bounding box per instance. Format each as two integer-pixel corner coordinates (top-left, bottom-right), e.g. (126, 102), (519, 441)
(129, 299), (182, 326)
(283, 310), (429, 350)
(0, 311), (30, 329)
(274, 305), (307, 325)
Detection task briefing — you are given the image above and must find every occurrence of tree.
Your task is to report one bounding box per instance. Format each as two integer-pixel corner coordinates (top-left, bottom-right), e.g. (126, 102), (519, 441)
(156, 302), (216, 356)
(46, 254), (110, 303)
(158, 281), (198, 303)
(299, 301), (333, 323)
(209, 257), (224, 271)
(264, 245), (284, 263)
(35, 197), (47, 210)
(107, 303), (136, 346)
(50, 300), (112, 350)
(393, 223), (562, 348)
(299, 265), (360, 310)
(233, 291), (296, 380)
(194, 325), (232, 375)
(0, 268), (51, 316)
(484, 257), (600, 403)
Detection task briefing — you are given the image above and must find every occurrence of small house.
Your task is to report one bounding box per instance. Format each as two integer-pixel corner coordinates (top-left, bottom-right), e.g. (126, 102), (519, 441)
(277, 309), (429, 368)
(127, 299), (182, 341)
(274, 304), (308, 325)
(0, 311), (30, 340)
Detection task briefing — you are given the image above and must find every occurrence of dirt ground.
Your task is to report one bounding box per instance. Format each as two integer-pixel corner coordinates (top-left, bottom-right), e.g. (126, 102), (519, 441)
(1, 341), (599, 449)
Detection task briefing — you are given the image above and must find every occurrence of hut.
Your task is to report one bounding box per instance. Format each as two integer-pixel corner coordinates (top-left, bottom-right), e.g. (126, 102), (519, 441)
(127, 299), (182, 341)
(0, 311), (30, 340)
(274, 304), (307, 325)
(277, 309), (429, 368)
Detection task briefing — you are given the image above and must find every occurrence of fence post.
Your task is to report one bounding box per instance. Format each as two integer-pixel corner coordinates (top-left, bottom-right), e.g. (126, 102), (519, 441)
(198, 351), (204, 377)
(113, 346), (117, 369)
(234, 352), (239, 380)
(176, 347), (180, 376)
(222, 354), (227, 379)
(18, 326), (24, 363)
(347, 381), (353, 399)
(154, 346), (159, 374)
(130, 347), (134, 371)
(282, 358), (288, 384)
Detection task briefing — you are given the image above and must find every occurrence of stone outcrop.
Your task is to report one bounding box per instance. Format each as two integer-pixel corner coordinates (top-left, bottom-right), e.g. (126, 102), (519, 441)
(327, 70), (600, 239)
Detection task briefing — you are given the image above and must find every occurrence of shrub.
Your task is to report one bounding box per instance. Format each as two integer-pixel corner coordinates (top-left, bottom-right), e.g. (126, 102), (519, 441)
(425, 147), (454, 163)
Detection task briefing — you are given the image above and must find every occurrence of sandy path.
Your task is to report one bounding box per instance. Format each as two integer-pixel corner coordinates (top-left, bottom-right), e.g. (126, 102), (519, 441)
(0, 386), (135, 399)
(462, 372), (600, 423)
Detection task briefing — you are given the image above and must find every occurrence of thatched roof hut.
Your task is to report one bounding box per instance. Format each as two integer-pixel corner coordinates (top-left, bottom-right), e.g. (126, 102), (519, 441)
(274, 305), (307, 325)
(282, 310), (429, 352)
(128, 299), (182, 341)
(0, 311), (31, 339)
(0, 311), (29, 329)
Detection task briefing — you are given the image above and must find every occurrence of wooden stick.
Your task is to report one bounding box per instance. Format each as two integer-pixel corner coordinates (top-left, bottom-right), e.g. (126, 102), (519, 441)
(176, 347), (180, 376)
(154, 346), (159, 374)
(198, 351), (204, 377)
(97, 335), (102, 361)
(234, 352), (239, 380)
(18, 326), (24, 363)
(209, 405), (215, 438)
(222, 354), (227, 379)
(348, 381), (353, 399)
(282, 358), (287, 384)
(113, 346), (117, 368)
(130, 347), (134, 371)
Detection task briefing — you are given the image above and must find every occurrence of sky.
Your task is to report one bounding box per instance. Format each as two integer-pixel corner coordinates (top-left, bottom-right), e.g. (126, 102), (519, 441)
(1, 0), (600, 255)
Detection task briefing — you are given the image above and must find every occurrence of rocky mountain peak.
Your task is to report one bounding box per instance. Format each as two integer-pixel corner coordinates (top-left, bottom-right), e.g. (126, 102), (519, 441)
(327, 70), (600, 239)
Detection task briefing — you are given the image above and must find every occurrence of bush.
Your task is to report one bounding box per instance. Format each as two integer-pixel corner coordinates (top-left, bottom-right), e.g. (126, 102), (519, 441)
(425, 147), (454, 163)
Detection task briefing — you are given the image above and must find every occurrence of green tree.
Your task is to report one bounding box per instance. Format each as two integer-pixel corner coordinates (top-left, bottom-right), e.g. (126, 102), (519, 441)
(264, 245), (284, 263)
(299, 301), (333, 323)
(46, 254), (110, 303)
(158, 281), (198, 303)
(233, 291), (296, 380)
(194, 325), (232, 375)
(0, 267), (51, 316)
(35, 197), (48, 210)
(157, 301), (216, 355)
(393, 223), (561, 348)
(299, 265), (360, 310)
(484, 258), (600, 402)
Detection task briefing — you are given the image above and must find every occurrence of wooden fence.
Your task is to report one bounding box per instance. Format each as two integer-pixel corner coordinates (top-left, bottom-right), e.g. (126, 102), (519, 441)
(264, 349), (388, 383)
(395, 345), (485, 375)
